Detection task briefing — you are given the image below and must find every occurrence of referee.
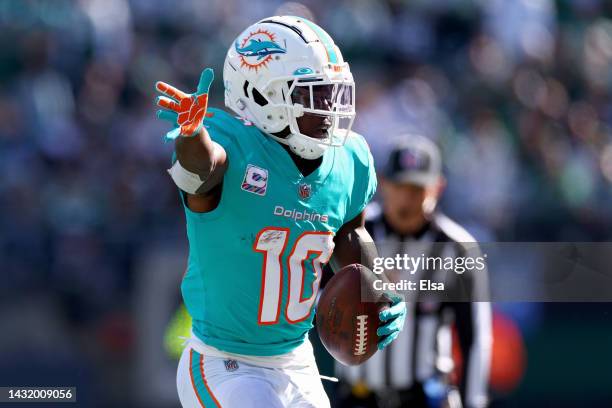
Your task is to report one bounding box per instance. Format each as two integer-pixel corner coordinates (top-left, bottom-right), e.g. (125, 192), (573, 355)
(336, 136), (492, 408)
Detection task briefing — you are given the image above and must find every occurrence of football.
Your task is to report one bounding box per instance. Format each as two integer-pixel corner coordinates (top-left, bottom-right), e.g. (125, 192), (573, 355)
(316, 263), (390, 366)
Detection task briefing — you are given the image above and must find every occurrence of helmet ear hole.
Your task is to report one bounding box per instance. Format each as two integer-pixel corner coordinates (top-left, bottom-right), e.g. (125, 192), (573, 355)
(252, 88), (268, 106)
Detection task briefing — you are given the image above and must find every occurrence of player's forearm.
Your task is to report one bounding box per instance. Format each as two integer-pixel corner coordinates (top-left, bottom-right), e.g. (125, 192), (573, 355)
(331, 224), (378, 272)
(175, 127), (216, 177)
(174, 127), (227, 194)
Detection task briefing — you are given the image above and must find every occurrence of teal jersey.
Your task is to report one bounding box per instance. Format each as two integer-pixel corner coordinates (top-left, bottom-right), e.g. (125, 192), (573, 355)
(179, 108), (377, 356)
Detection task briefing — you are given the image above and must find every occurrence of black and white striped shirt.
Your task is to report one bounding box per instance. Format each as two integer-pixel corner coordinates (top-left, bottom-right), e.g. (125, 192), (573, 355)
(337, 206), (492, 408)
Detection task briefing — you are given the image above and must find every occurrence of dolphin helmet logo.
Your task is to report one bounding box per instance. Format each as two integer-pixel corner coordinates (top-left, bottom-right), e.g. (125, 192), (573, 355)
(235, 39), (286, 60)
(235, 29), (286, 72)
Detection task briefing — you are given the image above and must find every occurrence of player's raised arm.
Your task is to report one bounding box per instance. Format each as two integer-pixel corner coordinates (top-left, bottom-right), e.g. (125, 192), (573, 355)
(155, 68), (228, 211)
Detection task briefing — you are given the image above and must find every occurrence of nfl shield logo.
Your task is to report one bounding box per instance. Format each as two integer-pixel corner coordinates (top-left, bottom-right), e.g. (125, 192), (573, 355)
(298, 183), (312, 199)
(224, 359), (239, 372)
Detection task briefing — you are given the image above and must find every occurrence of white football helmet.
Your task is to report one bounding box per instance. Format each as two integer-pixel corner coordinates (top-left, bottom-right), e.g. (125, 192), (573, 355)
(223, 16), (355, 160)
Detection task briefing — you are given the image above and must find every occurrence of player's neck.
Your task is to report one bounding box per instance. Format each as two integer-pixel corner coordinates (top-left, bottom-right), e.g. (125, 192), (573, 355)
(281, 144), (323, 177)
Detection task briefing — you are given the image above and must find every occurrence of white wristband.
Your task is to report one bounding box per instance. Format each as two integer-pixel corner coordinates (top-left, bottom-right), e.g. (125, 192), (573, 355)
(167, 160), (205, 194)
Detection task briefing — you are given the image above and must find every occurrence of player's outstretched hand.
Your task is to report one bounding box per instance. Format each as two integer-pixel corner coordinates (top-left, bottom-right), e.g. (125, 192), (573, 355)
(155, 68), (214, 141)
(377, 292), (406, 350)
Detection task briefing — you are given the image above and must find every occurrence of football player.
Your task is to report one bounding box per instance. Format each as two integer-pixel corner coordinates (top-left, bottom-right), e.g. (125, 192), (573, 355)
(154, 16), (406, 408)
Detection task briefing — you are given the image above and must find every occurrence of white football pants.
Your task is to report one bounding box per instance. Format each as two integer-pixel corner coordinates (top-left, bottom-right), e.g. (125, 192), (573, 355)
(176, 339), (331, 408)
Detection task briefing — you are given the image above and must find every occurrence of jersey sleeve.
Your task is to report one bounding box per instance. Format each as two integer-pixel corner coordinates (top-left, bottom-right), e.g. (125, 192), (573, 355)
(344, 132), (378, 224)
(203, 108), (246, 164)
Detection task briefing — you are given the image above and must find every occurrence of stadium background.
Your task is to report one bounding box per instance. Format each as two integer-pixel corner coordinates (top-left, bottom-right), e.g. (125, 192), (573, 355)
(1, 0), (612, 406)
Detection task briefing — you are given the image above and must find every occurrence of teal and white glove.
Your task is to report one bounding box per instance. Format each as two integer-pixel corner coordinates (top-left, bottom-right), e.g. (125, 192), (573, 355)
(377, 292), (406, 350)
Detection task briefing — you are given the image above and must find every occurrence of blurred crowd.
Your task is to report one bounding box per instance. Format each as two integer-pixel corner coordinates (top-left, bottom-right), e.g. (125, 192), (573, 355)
(1, 0), (612, 406)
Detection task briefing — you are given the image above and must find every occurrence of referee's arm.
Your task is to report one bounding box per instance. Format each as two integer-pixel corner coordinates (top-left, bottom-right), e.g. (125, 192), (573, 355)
(455, 244), (492, 408)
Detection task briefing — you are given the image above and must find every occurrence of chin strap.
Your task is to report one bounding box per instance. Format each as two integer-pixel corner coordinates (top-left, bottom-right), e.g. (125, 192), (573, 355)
(287, 133), (328, 160)
(267, 132), (329, 160)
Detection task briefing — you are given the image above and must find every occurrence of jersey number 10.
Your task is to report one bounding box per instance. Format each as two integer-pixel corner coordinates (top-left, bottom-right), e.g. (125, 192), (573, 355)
(253, 227), (334, 325)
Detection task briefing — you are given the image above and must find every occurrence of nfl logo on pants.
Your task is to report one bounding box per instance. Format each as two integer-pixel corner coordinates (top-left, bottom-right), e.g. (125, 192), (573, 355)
(224, 359), (239, 372)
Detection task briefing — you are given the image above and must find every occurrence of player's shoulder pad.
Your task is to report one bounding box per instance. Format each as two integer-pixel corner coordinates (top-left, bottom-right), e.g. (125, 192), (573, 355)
(204, 108), (261, 159)
(343, 130), (374, 168)
(205, 107), (245, 139)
